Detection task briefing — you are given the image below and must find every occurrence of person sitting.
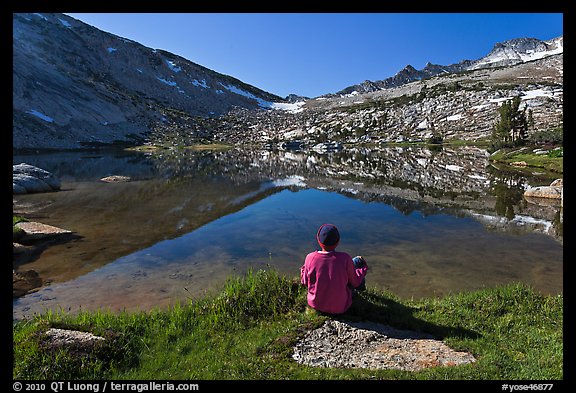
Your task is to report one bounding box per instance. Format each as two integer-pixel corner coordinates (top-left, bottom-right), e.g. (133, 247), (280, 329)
(300, 223), (369, 314)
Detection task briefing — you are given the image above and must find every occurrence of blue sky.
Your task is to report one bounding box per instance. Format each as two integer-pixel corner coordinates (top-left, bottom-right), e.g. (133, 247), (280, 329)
(65, 13), (563, 99)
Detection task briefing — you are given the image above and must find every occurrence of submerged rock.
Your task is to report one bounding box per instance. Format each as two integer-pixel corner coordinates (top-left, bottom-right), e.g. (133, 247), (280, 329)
(13, 269), (42, 298)
(15, 221), (73, 242)
(100, 175), (131, 183)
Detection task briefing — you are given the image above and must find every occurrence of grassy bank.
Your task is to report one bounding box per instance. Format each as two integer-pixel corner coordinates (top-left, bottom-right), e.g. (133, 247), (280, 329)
(125, 142), (233, 152)
(13, 215), (28, 240)
(489, 146), (563, 175)
(13, 269), (563, 380)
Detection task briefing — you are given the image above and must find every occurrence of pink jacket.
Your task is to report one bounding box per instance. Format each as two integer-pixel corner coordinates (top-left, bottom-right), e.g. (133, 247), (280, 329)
(300, 250), (368, 314)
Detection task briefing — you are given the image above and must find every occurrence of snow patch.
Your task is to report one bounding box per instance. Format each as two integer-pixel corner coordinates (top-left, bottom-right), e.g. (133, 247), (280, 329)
(416, 158), (428, 167)
(283, 129), (304, 139)
(471, 212), (553, 234)
(219, 83), (270, 108)
(192, 79), (209, 88)
(341, 188), (359, 195)
(444, 164), (462, 172)
(489, 96), (515, 104)
(107, 47), (117, 53)
(518, 46), (563, 62)
(33, 13), (48, 21)
(219, 83), (305, 112)
(58, 18), (72, 28)
(416, 119), (428, 129)
(472, 41), (563, 70)
(270, 102), (306, 113)
(166, 60), (181, 73)
(446, 113), (463, 121)
(512, 215), (552, 231)
(272, 175), (306, 188)
(27, 109), (54, 123)
(521, 88), (556, 100)
(489, 88), (558, 106)
(156, 77), (177, 87)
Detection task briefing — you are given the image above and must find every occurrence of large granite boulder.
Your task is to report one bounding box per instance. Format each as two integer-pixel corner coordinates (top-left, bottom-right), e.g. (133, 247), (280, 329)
(13, 163), (61, 194)
(524, 179), (563, 206)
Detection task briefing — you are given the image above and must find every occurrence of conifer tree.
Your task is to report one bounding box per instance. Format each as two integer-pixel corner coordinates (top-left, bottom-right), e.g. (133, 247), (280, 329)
(527, 108), (535, 131)
(510, 96), (528, 143)
(491, 96), (528, 149)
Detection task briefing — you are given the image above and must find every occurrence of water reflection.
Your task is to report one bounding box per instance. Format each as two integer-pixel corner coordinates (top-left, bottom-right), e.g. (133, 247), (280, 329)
(485, 165), (562, 240)
(13, 146), (562, 318)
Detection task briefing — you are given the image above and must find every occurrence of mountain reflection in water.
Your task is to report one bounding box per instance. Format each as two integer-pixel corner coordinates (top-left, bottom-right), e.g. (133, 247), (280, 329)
(13, 146), (563, 319)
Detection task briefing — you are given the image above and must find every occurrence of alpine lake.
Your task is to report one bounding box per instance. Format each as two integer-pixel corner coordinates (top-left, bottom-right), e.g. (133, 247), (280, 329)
(12, 145), (563, 319)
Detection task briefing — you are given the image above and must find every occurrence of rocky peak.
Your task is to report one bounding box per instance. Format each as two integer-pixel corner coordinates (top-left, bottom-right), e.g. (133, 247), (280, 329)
(491, 37), (547, 52)
(470, 35), (563, 70)
(334, 35), (563, 95)
(399, 64), (417, 74)
(285, 94), (310, 103)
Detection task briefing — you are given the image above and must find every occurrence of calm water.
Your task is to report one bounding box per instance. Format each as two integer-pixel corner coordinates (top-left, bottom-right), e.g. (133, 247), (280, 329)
(13, 146), (563, 319)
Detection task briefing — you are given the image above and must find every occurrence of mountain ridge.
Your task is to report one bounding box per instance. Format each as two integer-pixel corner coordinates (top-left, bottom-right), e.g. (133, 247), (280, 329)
(330, 35), (563, 97)
(13, 12), (287, 150)
(12, 13), (563, 151)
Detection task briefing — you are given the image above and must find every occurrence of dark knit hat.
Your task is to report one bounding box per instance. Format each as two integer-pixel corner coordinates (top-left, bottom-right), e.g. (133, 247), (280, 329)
(317, 224), (340, 250)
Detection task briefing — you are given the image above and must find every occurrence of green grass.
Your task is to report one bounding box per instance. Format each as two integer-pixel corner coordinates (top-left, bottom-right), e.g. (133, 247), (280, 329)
(125, 143), (233, 152)
(186, 143), (233, 151)
(489, 146), (563, 174)
(13, 269), (563, 380)
(124, 145), (164, 152)
(13, 215), (28, 240)
(442, 138), (492, 147)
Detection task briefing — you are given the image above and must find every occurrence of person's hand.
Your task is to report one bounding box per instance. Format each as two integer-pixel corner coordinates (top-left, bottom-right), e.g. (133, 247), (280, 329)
(353, 256), (368, 269)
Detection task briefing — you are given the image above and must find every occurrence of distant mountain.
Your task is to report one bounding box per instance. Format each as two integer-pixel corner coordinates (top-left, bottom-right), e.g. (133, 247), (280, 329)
(469, 36), (563, 70)
(285, 93), (310, 103)
(332, 36), (563, 97)
(12, 13), (563, 151)
(13, 13), (286, 150)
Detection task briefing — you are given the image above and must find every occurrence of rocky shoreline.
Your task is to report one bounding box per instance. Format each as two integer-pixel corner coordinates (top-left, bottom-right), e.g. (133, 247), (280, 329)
(13, 221), (78, 298)
(13, 164), (77, 298)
